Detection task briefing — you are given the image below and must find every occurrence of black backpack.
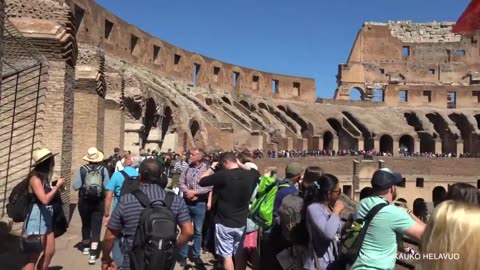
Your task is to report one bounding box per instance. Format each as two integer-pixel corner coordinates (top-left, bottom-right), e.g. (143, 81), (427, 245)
(128, 190), (177, 270)
(7, 178), (33, 222)
(119, 171), (140, 196)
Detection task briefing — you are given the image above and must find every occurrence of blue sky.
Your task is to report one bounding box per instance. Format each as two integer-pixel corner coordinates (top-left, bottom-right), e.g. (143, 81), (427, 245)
(97, 0), (469, 98)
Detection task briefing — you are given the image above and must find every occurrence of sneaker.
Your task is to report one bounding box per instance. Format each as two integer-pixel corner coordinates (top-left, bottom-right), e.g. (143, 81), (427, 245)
(191, 257), (204, 267)
(82, 247), (90, 255)
(88, 255), (96, 265)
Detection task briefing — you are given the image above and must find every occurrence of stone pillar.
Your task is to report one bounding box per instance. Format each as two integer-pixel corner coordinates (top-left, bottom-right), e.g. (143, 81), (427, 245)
(456, 140), (464, 157)
(72, 47), (106, 172)
(414, 139), (420, 154)
(393, 138), (400, 156)
(311, 136), (321, 151)
(104, 100), (125, 154)
(124, 123), (143, 153)
(357, 137), (364, 151)
(6, 1), (78, 219)
(435, 139), (442, 154)
(333, 136), (339, 153)
(287, 137), (294, 151)
(374, 139), (380, 152)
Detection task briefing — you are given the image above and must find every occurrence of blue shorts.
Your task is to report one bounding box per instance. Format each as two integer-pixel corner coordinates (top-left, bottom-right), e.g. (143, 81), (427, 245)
(24, 204), (53, 235)
(214, 223), (245, 258)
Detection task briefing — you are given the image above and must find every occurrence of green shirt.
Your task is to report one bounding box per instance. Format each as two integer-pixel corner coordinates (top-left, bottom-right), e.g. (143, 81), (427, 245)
(350, 196), (414, 270)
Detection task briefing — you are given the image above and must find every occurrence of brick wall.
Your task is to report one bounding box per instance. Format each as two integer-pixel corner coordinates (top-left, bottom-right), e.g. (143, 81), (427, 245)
(103, 99), (125, 155)
(72, 89), (105, 172)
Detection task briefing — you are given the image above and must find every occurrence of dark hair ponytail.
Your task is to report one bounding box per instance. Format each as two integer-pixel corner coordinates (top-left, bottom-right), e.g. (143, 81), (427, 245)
(302, 174), (339, 215)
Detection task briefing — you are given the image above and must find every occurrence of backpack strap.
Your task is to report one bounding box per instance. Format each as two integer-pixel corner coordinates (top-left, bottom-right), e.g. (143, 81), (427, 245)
(363, 202), (388, 223)
(131, 189), (152, 208)
(163, 191), (175, 209)
(119, 170), (131, 181)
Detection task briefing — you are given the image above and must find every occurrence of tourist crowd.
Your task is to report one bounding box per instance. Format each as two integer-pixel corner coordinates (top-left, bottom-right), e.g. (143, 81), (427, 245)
(13, 146), (480, 270)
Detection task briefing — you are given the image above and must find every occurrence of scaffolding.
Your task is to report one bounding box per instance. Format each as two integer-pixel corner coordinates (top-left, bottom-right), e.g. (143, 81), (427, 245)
(0, 18), (48, 218)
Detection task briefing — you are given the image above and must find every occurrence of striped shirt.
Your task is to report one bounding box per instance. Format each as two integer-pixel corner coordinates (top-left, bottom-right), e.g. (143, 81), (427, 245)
(108, 183), (190, 268)
(178, 162), (212, 202)
(173, 160), (189, 174)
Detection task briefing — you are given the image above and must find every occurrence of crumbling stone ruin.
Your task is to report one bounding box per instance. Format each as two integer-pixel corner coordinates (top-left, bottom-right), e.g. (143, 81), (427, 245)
(1, 0), (480, 217)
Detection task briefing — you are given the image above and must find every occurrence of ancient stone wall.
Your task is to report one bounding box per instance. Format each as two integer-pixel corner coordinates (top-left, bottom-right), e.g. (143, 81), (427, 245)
(336, 21), (480, 109)
(68, 0), (315, 103)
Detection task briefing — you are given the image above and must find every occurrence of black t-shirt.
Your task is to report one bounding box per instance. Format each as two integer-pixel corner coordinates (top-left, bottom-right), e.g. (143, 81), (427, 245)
(199, 168), (260, 228)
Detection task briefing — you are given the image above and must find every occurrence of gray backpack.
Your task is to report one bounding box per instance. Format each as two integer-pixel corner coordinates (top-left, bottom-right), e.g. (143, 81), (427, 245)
(83, 165), (104, 200)
(278, 192), (308, 245)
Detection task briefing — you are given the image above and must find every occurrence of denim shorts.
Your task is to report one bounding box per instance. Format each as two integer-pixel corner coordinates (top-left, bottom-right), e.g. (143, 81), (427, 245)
(215, 223), (246, 258)
(24, 204), (53, 235)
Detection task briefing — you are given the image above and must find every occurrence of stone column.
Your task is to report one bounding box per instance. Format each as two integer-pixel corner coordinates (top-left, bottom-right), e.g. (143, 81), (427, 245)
(72, 47), (106, 172)
(435, 139), (442, 154)
(104, 72), (125, 154)
(5, 1), (78, 218)
(287, 137), (294, 151)
(374, 139), (380, 152)
(333, 136), (339, 153)
(456, 140), (464, 157)
(357, 137), (364, 151)
(393, 138), (400, 156)
(414, 138), (420, 154)
(311, 136), (321, 150)
(124, 123), (143, 153)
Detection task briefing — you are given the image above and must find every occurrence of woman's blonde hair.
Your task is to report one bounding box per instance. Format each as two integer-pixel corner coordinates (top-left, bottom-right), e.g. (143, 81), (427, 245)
(420, 200), (480, 270)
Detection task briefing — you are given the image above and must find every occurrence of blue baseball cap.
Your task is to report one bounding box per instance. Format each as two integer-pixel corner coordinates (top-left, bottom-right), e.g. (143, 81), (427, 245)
(371, 168), (403, 190)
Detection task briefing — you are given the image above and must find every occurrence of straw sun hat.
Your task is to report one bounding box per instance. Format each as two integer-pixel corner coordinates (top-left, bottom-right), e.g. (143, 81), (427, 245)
(83, 147), (105, 163)
(31, 148), (58, 167)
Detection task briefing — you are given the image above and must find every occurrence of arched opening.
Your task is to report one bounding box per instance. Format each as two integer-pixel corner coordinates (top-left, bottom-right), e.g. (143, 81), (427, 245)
(349, 87), (364, 101)
(413, 198), (427, 222)
(278, 105), (310, 135)
(475, 114), (480, 130)
(240, 100), (250, 110)
(327, 118), (357, 151)
(418, 132), (435, 153)
(342, 111), (372, 151)
(205, 98), (213, 106)
(449, 113), (475, 155)
(123, 96), (142, 120)
(143, 98), (158, 147)
(222, 96), (232, 105)
(323, 131), (334, 150)
(258, 102), (268, 111)
(379, 134), (393, 154)
(190, 120), (200, 138)
(426, 113), (457, 154)
(399, 135), (414, 154)
(161, 106), (173, 140)
(404, 112), (424, 132)
(432, 186), (447, 207)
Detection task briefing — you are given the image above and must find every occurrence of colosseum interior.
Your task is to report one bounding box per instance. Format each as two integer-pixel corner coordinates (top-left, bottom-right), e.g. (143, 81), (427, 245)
(1, 0), (480, 219)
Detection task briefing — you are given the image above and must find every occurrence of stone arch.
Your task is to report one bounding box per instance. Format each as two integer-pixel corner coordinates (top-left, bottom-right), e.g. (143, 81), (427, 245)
(143, 98), (158, 147)
(379, 134), (393, 154)
(432, 186), (447, 207)
(327, 118), (356, 150)
(190, 120), (200, 138)
(161, 106), (173, 140)
(221, 96), (232, 105)
(323, 131), (334, 150)
(123, 96), (142, 120)
(240, 100), (251, 110)
(258, 102), (268, 110)
(426, 113), (457, 154)
(349, 87), (365, 101)
(418, 132), (435, 153)
(399, 134), (414, 154)
(277, 105), (311, 134)
(449, 113), (475, 154)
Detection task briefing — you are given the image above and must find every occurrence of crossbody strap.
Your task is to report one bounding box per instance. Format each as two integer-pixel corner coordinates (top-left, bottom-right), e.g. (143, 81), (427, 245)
(350, 203), (389, 257)
(131, 189), (152, 208)
(119, 170), (130, 181)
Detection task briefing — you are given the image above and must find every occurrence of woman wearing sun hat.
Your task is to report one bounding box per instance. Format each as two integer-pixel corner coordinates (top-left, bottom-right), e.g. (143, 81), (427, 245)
(23, 147), (65, 270)
(72, 147), (110, 265)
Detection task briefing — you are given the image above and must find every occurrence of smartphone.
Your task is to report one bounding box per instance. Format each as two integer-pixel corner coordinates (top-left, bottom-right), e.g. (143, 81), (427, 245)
(51, 180), (58, 187)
